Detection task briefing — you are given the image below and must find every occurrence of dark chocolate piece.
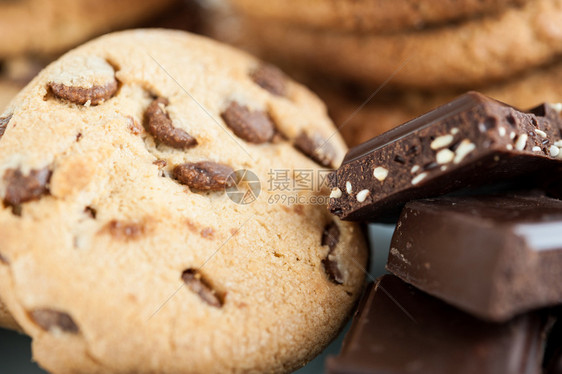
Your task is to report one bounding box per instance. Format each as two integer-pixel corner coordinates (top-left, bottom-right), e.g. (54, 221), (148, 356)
(325, 275), (549, 374)
(328, 92), (562, 222)
(387, 194), (562, 322)
(544, 309), (562, 374)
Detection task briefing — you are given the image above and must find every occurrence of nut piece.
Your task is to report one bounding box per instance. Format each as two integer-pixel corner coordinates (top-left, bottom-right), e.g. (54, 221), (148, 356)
(453, 140), (476, 164)
(356, 189), (370, 203)
(0, 114), (12, 140)
(181, 269), (223, 308)
(345, 181), (352, 194)
(535, 129), (547, 138)
(436, 149), (455, 164)
(3, 167), (51, 208)
(30, 309), (79, 333)
(411, 172), (428, 185)
(221, 102), (275, 144)
(515, 134), (528, 151)
(550, 145), (560, 157)
(294, 131), (337, 168)
(430, 134), (454, 150)
(48, 56), (118, 105)
(250, 64), (286, 96)
(329, 187), (342, 199)
(173, 161), (234, 191)
(144, 98), (197, 149)
(373, 166), (388, 181)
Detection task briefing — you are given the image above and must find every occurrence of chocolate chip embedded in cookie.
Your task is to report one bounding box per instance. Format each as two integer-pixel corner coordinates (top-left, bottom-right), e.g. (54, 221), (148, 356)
(250, 63), (287, 96)
(321, 221), (344, 284)
(0, 113), (11, 139)
(221, 101), (275, 143)
(30, 309), (79, 334)
(3, 167), (51, 208)
(295, 131), (337, 168)
(47, 55), (118, 105)
(173, 161), (235, 191)
(144, 97), (197, 149)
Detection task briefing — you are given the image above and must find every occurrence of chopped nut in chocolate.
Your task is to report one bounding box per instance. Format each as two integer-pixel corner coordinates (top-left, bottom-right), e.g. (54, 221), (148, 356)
(295, 131), (337, 168)
(250, 64), (287, 96)
(144, 98), (197, 149)
(30, 309), (79, 333)
(221, 102), (275, 143)
(3, 168), (51, 208)
(173, 161), (234, 191)
(181, 269), (223, 308)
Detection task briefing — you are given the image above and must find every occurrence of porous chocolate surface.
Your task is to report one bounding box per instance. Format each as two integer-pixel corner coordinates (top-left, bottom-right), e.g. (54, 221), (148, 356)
(387, 194), (562, 322)
(325, 275), (550, 374)
(328, 92), (562, 222)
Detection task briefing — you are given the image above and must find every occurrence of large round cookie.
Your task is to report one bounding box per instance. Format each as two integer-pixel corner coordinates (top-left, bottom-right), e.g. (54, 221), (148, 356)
(0, 0), (178, 58)
(234, 0), (562, 89)
(229, 0), (529, 33)
(317, 59), (562, 146)
(0, 29), (367, 374)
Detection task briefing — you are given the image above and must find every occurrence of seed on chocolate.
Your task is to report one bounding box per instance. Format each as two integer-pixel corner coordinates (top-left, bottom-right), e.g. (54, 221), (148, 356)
(450, 128), (459, 135)
(436, 148), (454, 164)
(250, 64), (287, 96)
(173, 161), (234, 191)
(294, 131), (337, 168)
(373, 166), (388, 181)
(430, 134), (454, 150)
(0, 114), (12, 140)
(345, 181), (352, 194)
(498, 127), (506, 137)
(532, 146), (541, 152)
(3, 167), (51, 208)
(535, 129), (547, 138)
(330, 187), (342, 199)
(515, 134), (528, 151)
(411, 172), (428, 185)
(30, 309), (79, 333)
(144, 98), (197, 149)
(356, 189), (370, 203)
(453, 140), (476, 164)
(221, 102), (275, 144)
(506, 144), (513, 150)
(411, 165), (420, 173)
(550, 145), (560, 157)
(555, 140), (562, 147)
(181, 269), (223, 308)
(510, 131), (516, 139)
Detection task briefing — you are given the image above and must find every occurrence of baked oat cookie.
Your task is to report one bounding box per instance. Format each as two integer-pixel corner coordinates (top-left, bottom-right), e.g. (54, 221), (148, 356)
(316, 58), (562, 146)
(235, 0), (562, 90)
(229, 0), (529, 33)
(0, 29), (367, 374)
(0, 0), (178, 58)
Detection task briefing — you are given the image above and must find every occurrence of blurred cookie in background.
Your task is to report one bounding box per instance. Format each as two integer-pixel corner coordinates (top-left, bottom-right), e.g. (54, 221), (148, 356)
(313, 58), (562, 146)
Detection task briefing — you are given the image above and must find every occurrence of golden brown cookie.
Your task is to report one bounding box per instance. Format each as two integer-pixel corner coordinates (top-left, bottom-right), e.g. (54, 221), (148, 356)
(231, 0), (562, 90)
(229, 0), (529, 33)
(0, 29), (367, 374)
(316, 59), (562, 146)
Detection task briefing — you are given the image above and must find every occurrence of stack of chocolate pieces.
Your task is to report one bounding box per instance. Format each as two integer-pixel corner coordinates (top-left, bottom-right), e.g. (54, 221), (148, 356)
(326, 92), (562, 373)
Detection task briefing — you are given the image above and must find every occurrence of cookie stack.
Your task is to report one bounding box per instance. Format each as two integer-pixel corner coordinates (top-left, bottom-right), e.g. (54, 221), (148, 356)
(0, 29), (368, 373)
(220, 0), (562, 146)
(326, 92), (562, 373)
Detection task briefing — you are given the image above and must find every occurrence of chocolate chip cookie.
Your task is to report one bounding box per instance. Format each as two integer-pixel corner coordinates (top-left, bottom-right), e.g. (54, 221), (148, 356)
(229, 0), (529, 33)
(0, 29), (367, 373)
(234, 0), (562, 89)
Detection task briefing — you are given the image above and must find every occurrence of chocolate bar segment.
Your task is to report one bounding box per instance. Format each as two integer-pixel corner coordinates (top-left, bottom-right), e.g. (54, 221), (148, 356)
(328, 92), (562, 222)
(387, 194), (562, 322)
(325, 275), (550, 374)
